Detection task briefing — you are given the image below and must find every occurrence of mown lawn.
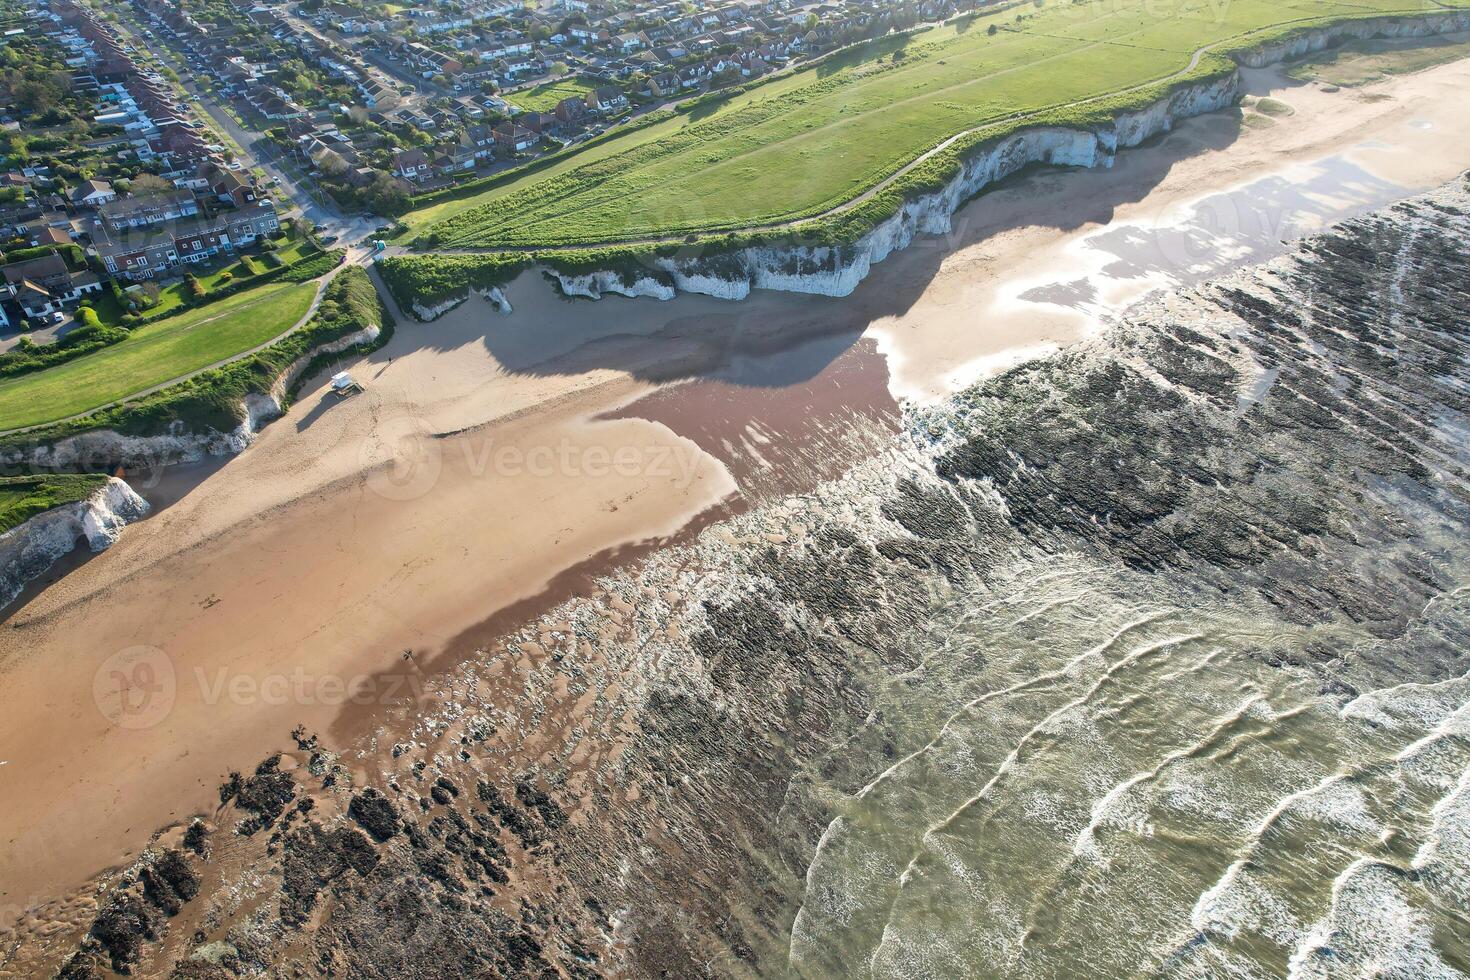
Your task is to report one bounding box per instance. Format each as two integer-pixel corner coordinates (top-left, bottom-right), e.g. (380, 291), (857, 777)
(406, 0), (1460, 249)
(136, 241), (322, 320)
(0, 281), (317, 430)
(507, 76), (600, 113)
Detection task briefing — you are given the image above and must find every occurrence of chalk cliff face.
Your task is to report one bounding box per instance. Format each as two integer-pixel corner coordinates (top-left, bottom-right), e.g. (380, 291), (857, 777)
(547, 9), (1470, 307)
(411, 285), (516, 320)
(0, 324), (384, 473)
(0, 478), (148, 609)
(550, 72), (1243, 304)
(1234, 10), (1470, 68)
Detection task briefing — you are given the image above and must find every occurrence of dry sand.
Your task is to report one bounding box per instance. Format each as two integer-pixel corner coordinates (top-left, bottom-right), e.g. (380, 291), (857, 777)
(3, 57), (1470, 935)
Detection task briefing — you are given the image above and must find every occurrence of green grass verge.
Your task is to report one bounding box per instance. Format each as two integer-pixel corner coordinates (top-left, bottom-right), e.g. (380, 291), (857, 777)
(0, 473), (109, 534)
(405, 0), (1461, 250)
(0, 282), (318, 430)
(507, 76), (600, 113)
(140, 243), (330, 319)
(0, 268), (392, 452)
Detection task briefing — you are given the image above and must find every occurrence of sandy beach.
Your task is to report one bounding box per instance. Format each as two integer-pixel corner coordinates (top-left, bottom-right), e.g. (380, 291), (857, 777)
(3, 54), (1470, 943)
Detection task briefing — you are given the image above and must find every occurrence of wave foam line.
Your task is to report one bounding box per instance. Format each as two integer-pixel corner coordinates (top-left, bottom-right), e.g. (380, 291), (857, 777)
(867, 631), (1204, 975)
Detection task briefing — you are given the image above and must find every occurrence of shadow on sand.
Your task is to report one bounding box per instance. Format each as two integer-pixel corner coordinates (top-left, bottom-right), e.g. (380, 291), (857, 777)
(368, 108), (1252, 396)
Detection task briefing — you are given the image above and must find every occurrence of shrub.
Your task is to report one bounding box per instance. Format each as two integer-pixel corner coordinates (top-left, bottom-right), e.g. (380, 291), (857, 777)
(186, 273), (206, 301)
(376, 253), (529, 314)
(0, 474), (111, 534)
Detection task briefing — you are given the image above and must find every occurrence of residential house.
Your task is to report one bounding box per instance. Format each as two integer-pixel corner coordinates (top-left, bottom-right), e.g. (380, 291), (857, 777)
(2, 252), (103, 317)
(93, 203), (278, 280)
(518, 111), (553, 134)
(98, 190), (201, 232)
(71, 178), (117, 208)
(201, 163), (257, 207)
(393, 148), (432, 182)
(612, 30), (647, 53)
(492, 121), (538, 154)
(465, 123), (498, 155)
(586, 86), (629, 113)
(647, 70), (680, 97)
(359, 78), (401, 110)
(555, 95), (589, 126)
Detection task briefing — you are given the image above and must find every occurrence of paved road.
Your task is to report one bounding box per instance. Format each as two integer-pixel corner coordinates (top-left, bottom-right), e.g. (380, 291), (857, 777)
(113, 8), (378, 246)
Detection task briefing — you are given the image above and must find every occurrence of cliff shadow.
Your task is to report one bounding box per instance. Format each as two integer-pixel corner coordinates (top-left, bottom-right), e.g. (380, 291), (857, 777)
(398, 104), (1251, 392)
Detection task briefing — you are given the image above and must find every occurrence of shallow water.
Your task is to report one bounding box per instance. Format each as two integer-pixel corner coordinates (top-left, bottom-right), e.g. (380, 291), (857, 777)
(786, 560), (1470, 979)
(537, 181), (1470, 978)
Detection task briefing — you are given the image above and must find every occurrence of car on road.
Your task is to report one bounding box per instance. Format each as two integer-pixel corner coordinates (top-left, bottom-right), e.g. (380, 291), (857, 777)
(320, 234), (339, 245)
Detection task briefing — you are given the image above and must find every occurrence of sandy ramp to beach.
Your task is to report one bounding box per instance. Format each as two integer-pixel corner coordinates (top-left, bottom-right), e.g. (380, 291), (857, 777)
(3, 55), (1470, 929)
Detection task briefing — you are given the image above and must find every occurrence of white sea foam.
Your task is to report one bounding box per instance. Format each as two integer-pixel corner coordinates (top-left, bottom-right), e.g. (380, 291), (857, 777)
(1411, 767), (1470, 907)
(1287, 859), (1464, 980)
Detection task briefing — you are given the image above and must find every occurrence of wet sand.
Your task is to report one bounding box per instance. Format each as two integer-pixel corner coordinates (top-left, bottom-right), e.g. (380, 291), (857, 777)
(3, 57), (1470, 934)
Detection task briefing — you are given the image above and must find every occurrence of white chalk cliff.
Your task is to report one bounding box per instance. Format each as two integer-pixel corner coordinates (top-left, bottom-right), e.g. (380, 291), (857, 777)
(0, 477), (149, 610)
(2, 322), (384, 472)
(550, 10), (1470, 305)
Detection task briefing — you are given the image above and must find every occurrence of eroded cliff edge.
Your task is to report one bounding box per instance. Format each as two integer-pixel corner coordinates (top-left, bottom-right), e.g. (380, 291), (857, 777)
(0, 477), (149, 610)
(539, 10), (1470, 305)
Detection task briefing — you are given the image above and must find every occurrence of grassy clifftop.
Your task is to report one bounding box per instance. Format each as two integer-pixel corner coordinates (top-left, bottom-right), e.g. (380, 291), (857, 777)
(0, 267), (392, 455)
(404, 0), (1464, 251)
(0, 473), (110, 534)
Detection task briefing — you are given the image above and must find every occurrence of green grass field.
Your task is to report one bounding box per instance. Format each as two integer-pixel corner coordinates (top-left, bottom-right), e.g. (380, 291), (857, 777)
(405, 0), (1464, 249)
(0, 282), (317, 430)
(507, 76), (600, 112)
(138, 241), (322, 319)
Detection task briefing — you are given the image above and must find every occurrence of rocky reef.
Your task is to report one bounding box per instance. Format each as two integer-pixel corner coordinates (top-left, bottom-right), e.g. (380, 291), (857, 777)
(15, 180), (1470, 978)
(0, 477), (148, 610)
